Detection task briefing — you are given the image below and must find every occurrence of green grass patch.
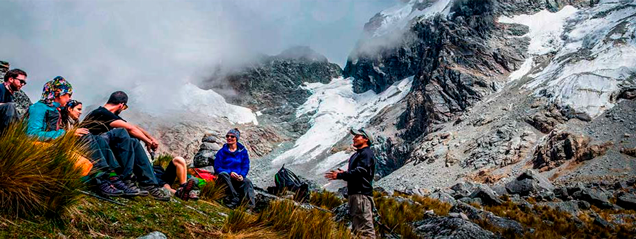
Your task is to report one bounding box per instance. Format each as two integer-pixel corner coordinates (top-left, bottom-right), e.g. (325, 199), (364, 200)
(1, 196), (230, 238)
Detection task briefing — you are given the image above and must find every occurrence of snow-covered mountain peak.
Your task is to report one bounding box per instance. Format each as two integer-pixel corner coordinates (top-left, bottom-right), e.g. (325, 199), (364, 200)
(364, 0), (453, 38)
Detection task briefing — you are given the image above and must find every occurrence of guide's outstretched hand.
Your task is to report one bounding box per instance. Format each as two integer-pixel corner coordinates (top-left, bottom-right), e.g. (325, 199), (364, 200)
(325, 169), (344, 180)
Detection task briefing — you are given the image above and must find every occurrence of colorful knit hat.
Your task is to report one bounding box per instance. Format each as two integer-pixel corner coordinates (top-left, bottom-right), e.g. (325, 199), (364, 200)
(41, 76), (73, 103)
(227, 128), (240, 141)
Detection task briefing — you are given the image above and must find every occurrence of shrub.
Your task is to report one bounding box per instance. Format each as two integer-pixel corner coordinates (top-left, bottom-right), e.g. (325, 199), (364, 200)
(0, 123), (86, 218)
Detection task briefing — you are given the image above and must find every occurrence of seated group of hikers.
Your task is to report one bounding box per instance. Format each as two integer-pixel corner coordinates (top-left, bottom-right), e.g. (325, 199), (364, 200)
(0, 69), (255, 208)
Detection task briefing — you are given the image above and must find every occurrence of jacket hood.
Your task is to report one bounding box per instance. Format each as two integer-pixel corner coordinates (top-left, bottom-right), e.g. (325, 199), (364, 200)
(220, 142), (247, 155)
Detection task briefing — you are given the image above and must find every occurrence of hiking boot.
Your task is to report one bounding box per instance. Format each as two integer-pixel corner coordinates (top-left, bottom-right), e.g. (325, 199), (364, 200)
(175, 178), (199, 201)
(124, 179), (149, 196)
(188, 190), (200, 201)
(110, 178), (142, 196)
(140, 185), (170, 201)
(97, 182), (124, 197)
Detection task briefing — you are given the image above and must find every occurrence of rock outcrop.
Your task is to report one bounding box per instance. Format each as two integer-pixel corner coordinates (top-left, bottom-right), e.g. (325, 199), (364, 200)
(533, 131), (612, 171)
(201, 46), (342, 134)
(411, 216), (497, 239)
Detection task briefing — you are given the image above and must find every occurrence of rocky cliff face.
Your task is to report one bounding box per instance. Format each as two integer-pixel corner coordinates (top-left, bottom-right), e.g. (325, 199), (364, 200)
(200, 46), (342, 135)
(341, 0), (634, 191)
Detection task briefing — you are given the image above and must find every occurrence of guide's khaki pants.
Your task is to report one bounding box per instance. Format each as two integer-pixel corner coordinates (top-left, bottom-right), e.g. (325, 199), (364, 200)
(349, 194), (376, 239)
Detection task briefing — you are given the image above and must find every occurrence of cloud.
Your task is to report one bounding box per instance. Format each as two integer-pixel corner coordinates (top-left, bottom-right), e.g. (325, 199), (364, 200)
(0, 0), (396, 115)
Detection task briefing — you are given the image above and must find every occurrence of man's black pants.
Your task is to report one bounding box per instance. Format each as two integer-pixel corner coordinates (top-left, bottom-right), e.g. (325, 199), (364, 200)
(102, 128), (158, 186)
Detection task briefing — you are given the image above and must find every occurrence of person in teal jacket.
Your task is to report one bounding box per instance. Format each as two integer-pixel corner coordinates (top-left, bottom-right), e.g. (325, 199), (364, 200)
(25, 77), (125, 197)
(26, 76), (86, 140)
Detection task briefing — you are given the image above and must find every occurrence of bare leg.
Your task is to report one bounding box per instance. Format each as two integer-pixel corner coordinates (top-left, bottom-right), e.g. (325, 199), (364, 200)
(173, 157), (187, 185)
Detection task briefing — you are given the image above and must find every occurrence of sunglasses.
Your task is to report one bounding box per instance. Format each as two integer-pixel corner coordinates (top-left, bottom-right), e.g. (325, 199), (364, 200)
(122, 103), (128, 110)
(225, 135), (236, 139)
(15, 78), (26, 86)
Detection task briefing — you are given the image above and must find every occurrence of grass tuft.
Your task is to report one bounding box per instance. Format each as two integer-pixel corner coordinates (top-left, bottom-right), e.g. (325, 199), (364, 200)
(0, 122), (87, 218)
(200, 180), (227, 202)
(310, 190), (343, 210)
(374, 194), (452, 238)
(222, 199), (352, 239)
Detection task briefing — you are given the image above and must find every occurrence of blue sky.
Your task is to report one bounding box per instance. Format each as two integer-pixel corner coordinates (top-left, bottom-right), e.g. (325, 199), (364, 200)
(0, 0), (396, 106)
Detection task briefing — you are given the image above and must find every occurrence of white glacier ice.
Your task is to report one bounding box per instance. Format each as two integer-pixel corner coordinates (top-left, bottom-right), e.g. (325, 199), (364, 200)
(501, 2), (636, 118)
(372, 0), (453, 37)
(272, 77), (413, 170)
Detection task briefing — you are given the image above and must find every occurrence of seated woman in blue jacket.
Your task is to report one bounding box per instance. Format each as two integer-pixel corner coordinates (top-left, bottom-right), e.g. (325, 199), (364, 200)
(214, 128), (255, 209)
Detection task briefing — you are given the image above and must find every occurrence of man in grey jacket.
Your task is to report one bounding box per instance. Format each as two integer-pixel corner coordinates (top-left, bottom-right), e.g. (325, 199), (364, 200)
(325, 128), (376, 239)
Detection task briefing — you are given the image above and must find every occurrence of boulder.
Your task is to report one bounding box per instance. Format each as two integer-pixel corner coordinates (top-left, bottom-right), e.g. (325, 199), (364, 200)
(202, 135), (220, 143)
(616, 193), (636, 210)
(537, 201), (580, 216)
(200, 142), (221, 151)
(411, 217), (497, 239)
(470, 185), (503, 206)
(193, 150), (216, 168)
(451, 182), (478, 199)
(458, 197), (483, 206)
(554, 187), (570, 200)
(430, 191), (458, 206)
(505, 170), (554, 196)
(533, 131), (612, 171)
(572, 188), (613, 209)
(450, 202), (524, 235)
(254, 189), (280, 212)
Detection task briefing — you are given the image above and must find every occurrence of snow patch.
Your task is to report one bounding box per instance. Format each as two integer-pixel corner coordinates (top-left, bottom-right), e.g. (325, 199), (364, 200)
(502, 2), (636, 119)
(272, 77), (413, 169)
(498, 6), (578, 55)
(133, 83), (259, 125)
(508, 57), (534, 82)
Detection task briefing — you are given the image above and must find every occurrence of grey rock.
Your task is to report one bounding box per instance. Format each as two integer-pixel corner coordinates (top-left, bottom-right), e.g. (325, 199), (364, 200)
(193, 150), (216, 168)
(593, 216), (614, 229)
(509, 194), (533, 210)
(554, 187), (570, 200)
(470, 185), (503, 206)
(254, 189), (280, 212)
(458, 197), (482, 206)
(617, 193), (636, 210)
(577, 200), (591, 210)
(200, 142), (221, 151)
(430, 191), (458, 206)
(537, 201), (580, 216)
(573, 188), (613, 209)
(202, 135), (220, 143)
(137, 231), (167, 239)
(451, 182), (478, 199)
(505, 169), (554, 196)
(412, 217), (497, 239)
(332, 203), (350, 223)
(450, 202), (524, 235)
(492, 185), (507, 197)
(614, 181), (629, 190)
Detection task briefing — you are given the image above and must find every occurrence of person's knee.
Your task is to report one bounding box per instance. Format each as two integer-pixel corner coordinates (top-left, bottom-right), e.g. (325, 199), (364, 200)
(172, 157), (186, 166)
